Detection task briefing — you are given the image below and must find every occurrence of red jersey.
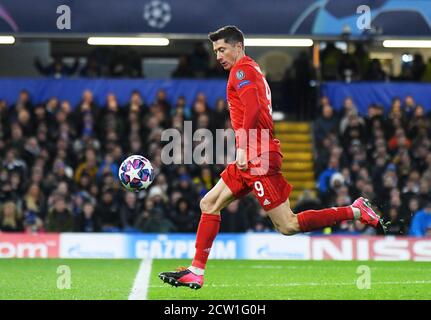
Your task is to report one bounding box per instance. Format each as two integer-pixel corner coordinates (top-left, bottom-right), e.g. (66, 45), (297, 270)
(226, 56), (281, 160)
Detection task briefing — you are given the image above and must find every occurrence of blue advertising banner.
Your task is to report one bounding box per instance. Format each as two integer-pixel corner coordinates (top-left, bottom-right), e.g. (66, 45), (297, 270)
(126, 233), (245, 259)
(321, 81), (431, 114)
(0, 1), (430, 36)
(0, 78), (227, 109)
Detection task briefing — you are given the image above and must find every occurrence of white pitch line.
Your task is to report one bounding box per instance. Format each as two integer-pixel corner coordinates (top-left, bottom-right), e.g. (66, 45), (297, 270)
(128, 259), (153, 300)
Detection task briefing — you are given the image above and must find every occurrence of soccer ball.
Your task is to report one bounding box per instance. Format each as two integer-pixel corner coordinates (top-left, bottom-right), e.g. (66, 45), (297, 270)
(118, 155), (155, 192)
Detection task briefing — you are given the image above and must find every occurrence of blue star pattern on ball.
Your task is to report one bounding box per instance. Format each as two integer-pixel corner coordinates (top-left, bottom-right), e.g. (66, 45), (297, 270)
(118, 155), (155, 192)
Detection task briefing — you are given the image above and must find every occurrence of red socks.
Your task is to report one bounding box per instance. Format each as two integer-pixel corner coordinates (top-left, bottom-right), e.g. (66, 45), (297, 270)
(192, 213), (221, 269)
(297, 206), (354, 232)
(190, 208), (353, 269)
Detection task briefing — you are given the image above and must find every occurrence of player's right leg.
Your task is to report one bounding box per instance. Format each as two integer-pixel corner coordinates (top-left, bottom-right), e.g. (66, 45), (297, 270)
(159, 177), (237, 289)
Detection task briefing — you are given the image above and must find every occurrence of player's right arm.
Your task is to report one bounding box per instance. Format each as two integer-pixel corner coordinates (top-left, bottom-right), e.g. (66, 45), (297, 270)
(231, 65), (261, 170)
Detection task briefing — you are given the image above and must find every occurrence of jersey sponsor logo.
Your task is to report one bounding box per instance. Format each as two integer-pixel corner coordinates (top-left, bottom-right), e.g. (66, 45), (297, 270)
(236, 69), (245, 80)
(237, 80), (251, 89)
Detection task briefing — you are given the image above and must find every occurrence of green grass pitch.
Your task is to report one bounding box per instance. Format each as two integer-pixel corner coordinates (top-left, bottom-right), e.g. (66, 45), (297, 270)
(0, 259), (430, 300)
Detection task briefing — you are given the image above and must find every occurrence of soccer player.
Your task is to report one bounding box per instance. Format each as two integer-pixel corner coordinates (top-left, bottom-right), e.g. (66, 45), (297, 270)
(159, 26), (386, 290)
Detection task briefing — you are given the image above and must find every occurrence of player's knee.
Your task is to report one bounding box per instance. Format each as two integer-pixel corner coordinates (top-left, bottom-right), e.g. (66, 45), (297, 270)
(199, 196), (217, 214)
(278, 224), (297, 236)
(278, 215), (300, 236)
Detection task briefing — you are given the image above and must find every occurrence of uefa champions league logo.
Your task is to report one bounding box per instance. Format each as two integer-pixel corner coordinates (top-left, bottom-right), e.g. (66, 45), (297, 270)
(143, 0), (172, 29)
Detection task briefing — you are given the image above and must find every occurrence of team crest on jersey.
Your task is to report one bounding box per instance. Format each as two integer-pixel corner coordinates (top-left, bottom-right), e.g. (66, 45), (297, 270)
(236, 69), (245, 80)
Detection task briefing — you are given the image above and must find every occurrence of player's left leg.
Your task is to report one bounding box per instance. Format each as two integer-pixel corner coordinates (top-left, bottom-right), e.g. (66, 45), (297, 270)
(266, 198), (357, 235)
(267, 196), (386, 235)
(249, 153), (386, 234)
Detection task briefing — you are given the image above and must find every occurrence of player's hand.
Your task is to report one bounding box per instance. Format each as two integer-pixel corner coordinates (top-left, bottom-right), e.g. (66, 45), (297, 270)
(235, 148), (248, 171)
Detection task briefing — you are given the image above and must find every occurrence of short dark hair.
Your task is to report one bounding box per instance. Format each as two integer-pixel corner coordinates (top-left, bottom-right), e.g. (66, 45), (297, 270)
(208, 25), (244, 46)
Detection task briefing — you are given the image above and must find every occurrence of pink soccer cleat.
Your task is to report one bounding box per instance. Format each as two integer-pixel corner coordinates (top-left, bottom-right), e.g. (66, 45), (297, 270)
(159, 267), (204, 290)
(352, 197), (387, 234)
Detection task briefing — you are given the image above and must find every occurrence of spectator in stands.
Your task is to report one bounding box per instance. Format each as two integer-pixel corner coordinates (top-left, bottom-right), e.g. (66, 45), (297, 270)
(403, 95), (417, 121)
(384, 207), (406, 235)
(365, 59), (386, 81)
(124, 90), (147, 117)
(171, 198), (196, 232)
(193, 166), (216, 198)
(409, 201), (431, 236)
(97, 153), (119, 182)
(212, 98), (229, 129)
(338, 52), (358, 82)
(314, 104), (338, 144)
(23, 183), (46, 220)
(96, 188), (121, 232)
(411, 53), (426, 81)
(220, 200), (249, 232)
(10, 90), (32, 119)
(23, 209), (45, 233)
(338, 97), (357, 119)
(0, 201), (23, 232)
(407, 105), (428, 138)
(401, 196), (421, 228)
(3, 148), (27, 177)
(321, 42), (343, 80)
(34, 56), (79, 78)
(0, 99), (9, 132)
(135, 197), (176, 233)
(172, 173), (198, 206)
(418, 179), (431, 206)
(76, 201), (100, 232)
(45, 195), (74, 232)
(76, 90), (98, 114)
(189, 42), (210, 78)
(353, 43), (370, 80)
(74, 148), (99, 183)
(80, 56), (102, 78)
(120, 192), (141, 232)
(154, 89), (171, 116)
(388, 128), (411, 151)
(16, 109), (34, 137)
(317, 156), (340, 204)
(340, 114), (366, 151)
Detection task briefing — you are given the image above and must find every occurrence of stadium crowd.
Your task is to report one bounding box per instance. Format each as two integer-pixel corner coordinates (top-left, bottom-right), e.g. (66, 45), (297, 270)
(0, 87), (430, 236)
(0, 88), (267, 234)
(313, 95), (431, 236)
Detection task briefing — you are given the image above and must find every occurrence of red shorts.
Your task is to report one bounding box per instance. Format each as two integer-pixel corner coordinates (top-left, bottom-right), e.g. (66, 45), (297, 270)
(220, 152), (292, 211)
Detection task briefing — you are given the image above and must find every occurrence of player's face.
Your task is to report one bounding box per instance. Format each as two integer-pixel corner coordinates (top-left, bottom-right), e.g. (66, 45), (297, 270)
(212, 39), (242, 71)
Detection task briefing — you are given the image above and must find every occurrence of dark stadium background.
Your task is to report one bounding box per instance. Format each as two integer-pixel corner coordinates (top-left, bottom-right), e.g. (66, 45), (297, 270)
(0, 0), (431, 262)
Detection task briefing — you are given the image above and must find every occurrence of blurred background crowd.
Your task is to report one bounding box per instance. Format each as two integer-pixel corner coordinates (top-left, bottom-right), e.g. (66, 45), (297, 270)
(313, 95), (431, 236)
(1, 84), (431, 236)
(0, 88), (268, 234)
